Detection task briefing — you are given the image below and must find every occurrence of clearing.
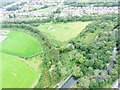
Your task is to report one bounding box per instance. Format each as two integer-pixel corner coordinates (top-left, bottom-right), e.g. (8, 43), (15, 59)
(37, 21), (91, 42)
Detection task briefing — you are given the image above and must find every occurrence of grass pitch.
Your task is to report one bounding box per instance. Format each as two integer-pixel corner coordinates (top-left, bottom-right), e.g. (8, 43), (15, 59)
(0, 30), (42, 57)
(0, 52), (38, 88)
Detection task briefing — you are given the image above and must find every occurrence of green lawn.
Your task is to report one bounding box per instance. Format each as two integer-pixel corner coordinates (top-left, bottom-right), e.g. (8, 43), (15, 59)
(0, 30), (42, 57)
(0, 52), (38, 88)
(37, 21), (91, 42)
(36, 7), (54, 12)
(29, 7), (53, 12)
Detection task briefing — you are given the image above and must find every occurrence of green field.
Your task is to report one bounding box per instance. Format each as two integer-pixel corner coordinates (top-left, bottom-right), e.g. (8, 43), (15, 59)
(29, 7), (53, 12)
(37, 21), (91, 42)
(0, 52), (38, 88)
(0, 30), (42, 57)
(36, 7), (54, 12)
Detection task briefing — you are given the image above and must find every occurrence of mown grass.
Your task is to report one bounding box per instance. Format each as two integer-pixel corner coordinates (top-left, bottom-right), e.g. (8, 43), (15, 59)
(36, 7), (54, 12)
(0, 52), (38, 88)
(0, 30), (42, 57)
(37, 21), (91, 42)
(28, 6), (54, 12)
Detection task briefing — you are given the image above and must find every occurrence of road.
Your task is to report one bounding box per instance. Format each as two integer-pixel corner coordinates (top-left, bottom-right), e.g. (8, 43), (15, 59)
(112, 79), (120, 88)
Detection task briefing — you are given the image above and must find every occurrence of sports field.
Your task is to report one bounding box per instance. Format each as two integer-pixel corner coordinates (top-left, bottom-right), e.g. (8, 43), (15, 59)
(37, 21), (91, 42)
(1, 52), (38, 88)
(0, 30), (42, 57)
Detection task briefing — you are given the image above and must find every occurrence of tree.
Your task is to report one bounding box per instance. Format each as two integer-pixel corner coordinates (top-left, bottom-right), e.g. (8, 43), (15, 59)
(109, 68), (118, 81)
(94, 60), (104, 69)
(76, 53), (85, 64)
(94, 69), (102, 76)
(105, 75), (112, 84)
(69, 50), (77, 60)
(49, 65), (61, 81)
(89, 79), (99, 88)
(59, 45), (66, 53)
(13, 14), (16, 18)
(6, 5), (19, 11)
(77, 76), (90, 88)
(84, 60), (94, 67)
(72, 67), (83, 77)
(75, 42), (82, 49)
(98, 79), (105, 88)
(80, 65), (87, 75)
(60, 67), (67, 77)
(87, 67), (94, 75)
(8, 15), (13, 18)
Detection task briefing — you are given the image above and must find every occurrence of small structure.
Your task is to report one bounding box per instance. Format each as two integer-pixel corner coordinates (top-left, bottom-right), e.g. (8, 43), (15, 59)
(66, 43), (75, 51)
